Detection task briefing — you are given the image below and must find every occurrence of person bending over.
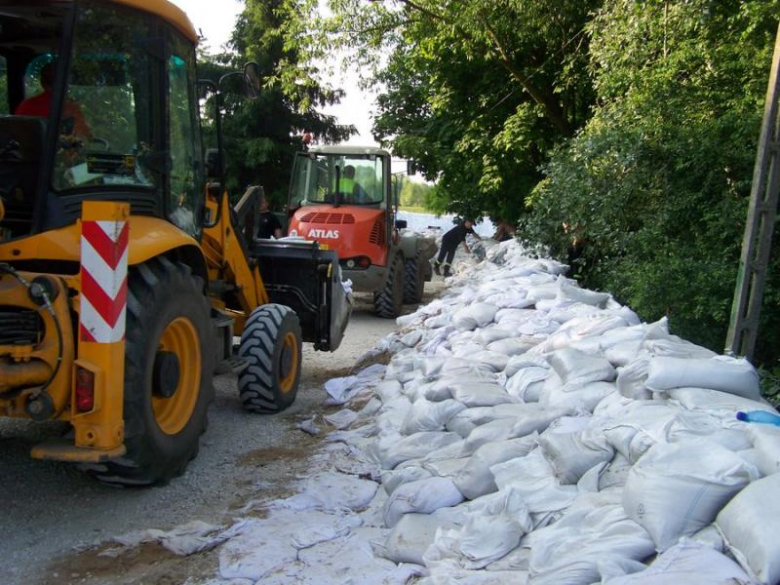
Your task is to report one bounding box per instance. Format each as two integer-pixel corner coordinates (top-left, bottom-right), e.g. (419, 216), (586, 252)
(434, 218), (480, 277)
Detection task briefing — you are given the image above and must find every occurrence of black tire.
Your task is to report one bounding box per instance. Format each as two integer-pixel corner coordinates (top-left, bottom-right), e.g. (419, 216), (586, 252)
(403, 256), (425, 304)
(238, 304), (302, 413)
(88, 258), (214, 487)
(374, 255), (404, 318)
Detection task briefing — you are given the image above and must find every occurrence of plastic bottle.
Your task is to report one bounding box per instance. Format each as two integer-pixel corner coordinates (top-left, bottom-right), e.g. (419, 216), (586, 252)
(736, 410), (780, 427)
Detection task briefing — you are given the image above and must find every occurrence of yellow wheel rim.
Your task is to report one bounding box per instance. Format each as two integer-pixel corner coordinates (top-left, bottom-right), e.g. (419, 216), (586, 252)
(279, 331), (299, 394)
(152, 317), (201, 435)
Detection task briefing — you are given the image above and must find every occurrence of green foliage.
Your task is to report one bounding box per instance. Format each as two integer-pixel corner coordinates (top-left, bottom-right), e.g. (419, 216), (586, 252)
(399, 180), (432, 209)
(198, 0), (353, 207)
(319, 0), (600, 222)
(522, 0), (780, 362)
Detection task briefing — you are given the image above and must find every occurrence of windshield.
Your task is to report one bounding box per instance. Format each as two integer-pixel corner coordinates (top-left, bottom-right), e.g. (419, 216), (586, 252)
(290, 153), (385, 207)
(51, 1), (162, 192)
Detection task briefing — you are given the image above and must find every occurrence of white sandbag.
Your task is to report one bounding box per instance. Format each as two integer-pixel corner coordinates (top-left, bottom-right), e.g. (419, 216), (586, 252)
(539, 429), (614, 484)
(422, 456), (471, 478)
(599, 402), (681, 462)
(541, 314), (629, 353)
(424, 313), (452, 329)
(527, 491), (655, 585)
(420, 356), (448, 378)
(401, 399), (467, 435)
(382, 466), (434, 495)
(376, 395), (413, 434)
(383, 476), (465, 527)
(454, 435), (538, 499)
(540, 380), (617, 413)
(643, 337), (717, 359)
(547, 348), (616, 386)
(505, 355), (549, 378)
(377, 513), (461, 565)
(379, 431), (462, 469)
(669, 386), (774, 415)
(623, 439), (757, 551)
(376, 379), (404, 403)
(474, 327), (514, 345)
(598, 452), (632, 490)
(468, 350), (510, 372)
(487, 337), (538, 357)
(646, 356), (761, 400)
(616, 356), (652, 400)
(747, 425), (780, 476)
(456, 510), (525, 570)
(401, 329), (423, 347)
(604, 540), (752, 585)
(449, 381), (514, 408)
(445, 407), (494, 438)
(440, 359), (498, 379)
(505, 367), (548, 402)
(491, 450), (578, 519)
(463, 418), (520, 454)
(716, 473), (780, 584)
(452, 303), (499, 331)
(546, 302), (602, 324)
(556, 278), (610, 308)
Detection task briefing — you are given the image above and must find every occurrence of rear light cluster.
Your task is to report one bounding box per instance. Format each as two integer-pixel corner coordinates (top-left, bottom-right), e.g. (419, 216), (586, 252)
(75, 366), (95, 413)
(341, 256), (371, 270)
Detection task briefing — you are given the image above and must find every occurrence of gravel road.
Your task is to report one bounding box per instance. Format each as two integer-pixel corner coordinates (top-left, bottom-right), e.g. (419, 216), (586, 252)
(0, 289), (440, 585)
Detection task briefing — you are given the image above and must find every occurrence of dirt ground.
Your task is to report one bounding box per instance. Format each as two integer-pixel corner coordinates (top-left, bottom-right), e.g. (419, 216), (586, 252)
(0, 285), (443, 585)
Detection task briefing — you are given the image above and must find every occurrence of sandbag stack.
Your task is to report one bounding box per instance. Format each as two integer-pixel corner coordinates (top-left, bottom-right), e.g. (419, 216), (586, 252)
(328, 238), (778, 584)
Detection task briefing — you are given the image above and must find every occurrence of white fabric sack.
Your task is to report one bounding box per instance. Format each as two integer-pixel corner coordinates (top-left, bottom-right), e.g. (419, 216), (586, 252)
(599, 402), (680, 462)
(716, 473), (780, 584)
(452, 303), (498, 331)
(382, 466), (433, 495)
(539, 429), (614, 484)
(449, 381), (514, 408)
(488, 337), (538, 357)
(420, 356), (448, 378)
(444, 407), (493, 438)
(376, 395), (413, 435)
(623, 439), (758, 551)
(746, 425), (780, 477)
(455, 509), (525, 570)
(491, 449), (578, 520)
(401, 398), (467, 435)
(376, 379), (404, 403)
(643, 337), (717, 359)
(378, 431), (462, 469)
(474, 328), (515, 345)
(505, 355), (549, 378)
(603, 540), (752, 585)
(646, 356), (761, 400)
(383, 476), (465, 527)
(547, 347), (616, 386)
(598, 452), (632, 490)
(377, 513), (461, 565)
(616, 356), (652, 400)
(540, 380), (617, 413)
(454, 435), (538, 499)
(556, 278), (610, 307)
(468, 350), (510, 372)
(527, 491), (655, 585)
(422, 456), (470, 478)
(505, 367), (548, 402)
(669, 386), (774, 415)
(463, 418), (520, 454)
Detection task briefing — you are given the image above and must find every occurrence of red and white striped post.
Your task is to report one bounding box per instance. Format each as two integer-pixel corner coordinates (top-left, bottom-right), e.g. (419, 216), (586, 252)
(73, 201), (130, 456)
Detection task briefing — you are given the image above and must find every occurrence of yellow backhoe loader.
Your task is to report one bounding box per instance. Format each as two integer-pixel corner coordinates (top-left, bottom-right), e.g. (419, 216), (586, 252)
(0, 0), (351, 485)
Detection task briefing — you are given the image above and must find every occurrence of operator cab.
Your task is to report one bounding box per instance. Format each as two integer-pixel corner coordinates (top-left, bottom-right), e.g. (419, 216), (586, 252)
(0, 1), (204, 244)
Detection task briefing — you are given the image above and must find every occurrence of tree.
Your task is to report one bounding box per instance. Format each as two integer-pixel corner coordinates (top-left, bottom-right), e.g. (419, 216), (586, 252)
(522, 0), (780, 360)
(318, 0), (600, 222)
(199, 0), (354, 206)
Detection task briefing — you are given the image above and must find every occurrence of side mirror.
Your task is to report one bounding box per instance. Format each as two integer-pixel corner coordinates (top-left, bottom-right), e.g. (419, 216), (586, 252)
(395, 219), (408, 229)
(205, 148), (223, 179)
(244, 62), (261, 99)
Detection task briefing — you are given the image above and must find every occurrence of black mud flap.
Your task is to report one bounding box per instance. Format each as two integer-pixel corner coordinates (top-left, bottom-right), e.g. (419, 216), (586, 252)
(249, 239), (352, 351)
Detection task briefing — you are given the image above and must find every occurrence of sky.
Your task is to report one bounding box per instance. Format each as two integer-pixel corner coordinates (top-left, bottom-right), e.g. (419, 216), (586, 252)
(170, 0), (379, 147)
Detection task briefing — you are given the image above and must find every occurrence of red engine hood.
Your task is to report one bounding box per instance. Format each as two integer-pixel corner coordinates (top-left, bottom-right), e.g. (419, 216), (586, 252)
(288, 205), (389, 266)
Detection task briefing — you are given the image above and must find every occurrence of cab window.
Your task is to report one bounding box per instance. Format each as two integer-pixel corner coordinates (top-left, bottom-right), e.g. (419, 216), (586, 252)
(52, 1), (162, 192)
(0, 56), (8, 114)
(167, 32), (203, 237)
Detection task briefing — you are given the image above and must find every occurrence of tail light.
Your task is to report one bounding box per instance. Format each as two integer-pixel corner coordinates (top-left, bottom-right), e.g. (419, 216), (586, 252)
(358, 256), (371, 268)
(75, 367), (95, 413)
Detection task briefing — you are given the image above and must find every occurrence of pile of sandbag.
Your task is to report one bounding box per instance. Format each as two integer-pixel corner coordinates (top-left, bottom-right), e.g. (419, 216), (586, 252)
(327, 238), (779, 584)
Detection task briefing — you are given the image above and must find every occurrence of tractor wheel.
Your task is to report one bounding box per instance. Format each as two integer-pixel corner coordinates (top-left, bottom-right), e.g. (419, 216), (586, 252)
(88, 258), (214, 486)
(238, 304), (302, 413)
(374, 255), (404, 318)
(403, 255), (425, 304)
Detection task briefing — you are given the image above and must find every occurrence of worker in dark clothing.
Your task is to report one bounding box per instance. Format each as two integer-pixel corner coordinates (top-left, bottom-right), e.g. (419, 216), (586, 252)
(434, 219), (480, 277)
(257, 192), (282, 239)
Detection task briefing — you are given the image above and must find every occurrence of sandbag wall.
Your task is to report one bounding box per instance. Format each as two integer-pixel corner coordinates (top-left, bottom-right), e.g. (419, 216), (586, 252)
(331, 239), (780, 585)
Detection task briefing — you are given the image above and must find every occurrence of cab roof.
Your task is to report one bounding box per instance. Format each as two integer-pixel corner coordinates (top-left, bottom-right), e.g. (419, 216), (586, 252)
(308, 145), (391, 157)
(112, 0), (198, 43)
